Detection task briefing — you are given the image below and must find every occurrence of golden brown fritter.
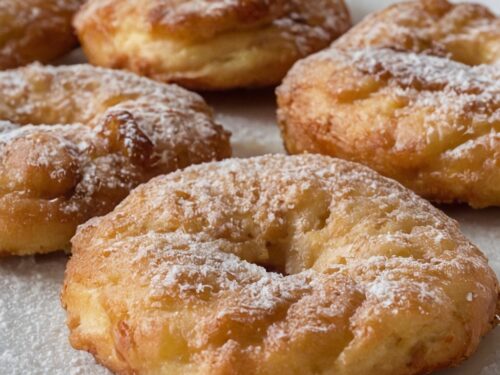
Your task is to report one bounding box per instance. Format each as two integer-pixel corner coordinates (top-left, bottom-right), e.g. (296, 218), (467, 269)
(62, 154), (499, 375)
(277, 0), (500, 207)
(73, 0), (352, 90)
(0, 0), (84, 69)
(0, 64), (231, 256)
(335, 0), (500, 65)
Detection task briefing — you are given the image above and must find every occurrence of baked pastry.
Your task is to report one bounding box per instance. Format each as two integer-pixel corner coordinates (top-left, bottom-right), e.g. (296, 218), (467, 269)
(73, 0), (352, 90)
(62, 154), (499, 375)
(0, 0), (84, 69)
(0, 64), (231, 256)
(277, 0), (500, 208)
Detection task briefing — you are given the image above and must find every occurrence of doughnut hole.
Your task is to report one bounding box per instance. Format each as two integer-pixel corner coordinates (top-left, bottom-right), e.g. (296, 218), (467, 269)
(1, 133), (80, 198)
(273, 188), (332, 275)
(209, 186), (334, 276)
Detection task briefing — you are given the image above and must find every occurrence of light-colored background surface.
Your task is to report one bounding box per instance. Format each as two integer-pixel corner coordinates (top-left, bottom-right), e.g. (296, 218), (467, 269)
(1, 1), (499, 374)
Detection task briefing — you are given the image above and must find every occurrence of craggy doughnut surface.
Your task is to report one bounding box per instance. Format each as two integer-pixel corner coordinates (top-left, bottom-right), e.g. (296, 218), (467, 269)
(335, 0), (500, 65)
(74, 0), (351, 90)
(278, 48), (500, 207)
(0, 0), (84, 69)
(62, 155), (499, 375)
(278, 0), (500, 208)
(0, 64), (231, 256)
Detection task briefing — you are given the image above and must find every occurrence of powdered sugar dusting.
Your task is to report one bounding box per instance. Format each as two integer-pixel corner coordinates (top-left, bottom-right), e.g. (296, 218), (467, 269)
(282, 46), (499, 206)
(0, 256), (109, 375)
(348, 47), (500, 127)
(0, 0), (84, 68)
(2, 2), (500, 373)
(63, 154), (498, 374)
(0, 63), (229, 250)
(368, 48), (497, 159)
(335, 0), (500, 66)
(2, 81), (500, 374)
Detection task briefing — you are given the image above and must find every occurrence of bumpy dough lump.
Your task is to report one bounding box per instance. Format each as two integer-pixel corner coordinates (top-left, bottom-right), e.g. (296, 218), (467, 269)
(62, 154), (499, 375)
(0, 64), (231, 255)
(73, 0), (352, 90)
(277, 0), (500, 207)
(0, 0), (84, 69)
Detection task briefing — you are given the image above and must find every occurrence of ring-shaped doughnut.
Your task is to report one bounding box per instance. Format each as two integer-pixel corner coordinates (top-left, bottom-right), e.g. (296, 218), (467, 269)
(334, 0), (500, 66)
(62, 154), (499, 375)
(0, 0), (84, 69)
(277, 0), (500, 207)
(0, 64), (231, 255)
(73, 0), (352, 90)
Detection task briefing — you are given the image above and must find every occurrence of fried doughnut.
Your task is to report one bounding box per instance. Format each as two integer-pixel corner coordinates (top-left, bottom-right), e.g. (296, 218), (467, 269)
(335, 0), (500, 65)
(277, 0), (500, 208)
(0, 64), (231, 256)
(62, 154), (499, 375)
(73, 0), (352, 90)
(0, 0), (84, 69)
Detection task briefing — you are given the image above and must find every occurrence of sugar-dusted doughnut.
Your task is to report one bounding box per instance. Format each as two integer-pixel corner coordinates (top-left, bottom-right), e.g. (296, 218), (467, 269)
(73, 0), (352, 90)
(0, 0), (84, 69)
(277, 0), (500, 207)
(0, 64), (231, 256)
(62, 154), (499, 375)
(334, 0), (500, 65)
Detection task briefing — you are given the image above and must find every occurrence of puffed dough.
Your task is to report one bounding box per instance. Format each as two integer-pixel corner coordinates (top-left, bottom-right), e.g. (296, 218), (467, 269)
(0, 0), (84, 69)
(62, 155), (499, 375)
(0, 64), (231, 256)
(73, 0), (352, 90)
(278, 0), (500, 207)
(334, 0), (500, 65)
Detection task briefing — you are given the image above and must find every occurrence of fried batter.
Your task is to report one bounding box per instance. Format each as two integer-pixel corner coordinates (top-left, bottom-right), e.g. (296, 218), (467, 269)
(335, 0), (500, 65)
(278, 0), (500, 207)
(62, 154), (498, 375)
(0, 64), (230, 255)
(74, 0), (351, 90)
(0, 0), (84, 69)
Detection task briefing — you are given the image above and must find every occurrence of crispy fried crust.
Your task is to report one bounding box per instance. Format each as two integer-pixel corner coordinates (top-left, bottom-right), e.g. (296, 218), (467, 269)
(62, 154), (499, 375)
(0, 64), (231, 255)
(73, 0), (351, 90)
(277, 0), (500, 207)
(335, 0), (500, 65)
(0, 0), (84, 69)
